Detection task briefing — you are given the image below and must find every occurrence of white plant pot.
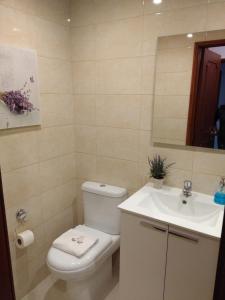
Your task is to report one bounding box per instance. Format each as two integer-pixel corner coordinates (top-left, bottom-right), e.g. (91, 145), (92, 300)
(151, 178), (164, 189)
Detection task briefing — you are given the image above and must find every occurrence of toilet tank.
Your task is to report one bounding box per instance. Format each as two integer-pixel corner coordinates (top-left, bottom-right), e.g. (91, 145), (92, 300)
(82, 182), (127, 235)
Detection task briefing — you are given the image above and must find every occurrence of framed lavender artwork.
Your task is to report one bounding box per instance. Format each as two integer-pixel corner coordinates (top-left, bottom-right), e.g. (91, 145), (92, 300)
(0, 45), (41, 129)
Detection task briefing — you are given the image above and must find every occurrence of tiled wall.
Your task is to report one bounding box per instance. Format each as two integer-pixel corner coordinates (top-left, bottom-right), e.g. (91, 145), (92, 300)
(0, 1), (76, 299)
(2, 0), (225, 298)
(71, 0), (225, 222)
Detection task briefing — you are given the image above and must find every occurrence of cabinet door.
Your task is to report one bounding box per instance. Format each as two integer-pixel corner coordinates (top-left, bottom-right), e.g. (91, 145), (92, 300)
(119, 213), (168, 300)
(164, 226), (220, 300)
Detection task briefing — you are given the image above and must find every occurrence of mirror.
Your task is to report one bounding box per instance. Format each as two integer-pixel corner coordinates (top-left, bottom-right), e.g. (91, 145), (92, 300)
(153, 30), (225, 150)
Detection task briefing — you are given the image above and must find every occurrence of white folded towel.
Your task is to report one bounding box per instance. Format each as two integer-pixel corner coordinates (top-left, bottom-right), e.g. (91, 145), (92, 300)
(53, 229), (98, 258)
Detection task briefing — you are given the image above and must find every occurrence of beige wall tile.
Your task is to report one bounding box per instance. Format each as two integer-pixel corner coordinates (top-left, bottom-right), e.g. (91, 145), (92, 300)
(73, 61), (96, 94)
(74, 95), (96, 126)
(42, 180), (76, 221)
(207, 2), (225, 31)
(96, 17), (143, 59)
(75, 125), (97, 154)
(39, 126), (74, 161)
(143, 14), (165, 56)
(71, 0), (143, 27)
(41, 94), (74, 128)
(193, 151), (225, 176)
(96, 95), (141, 129)
(139, 130), (151, 162)
(206, 29), (225, 41)
(39, 158), (62, 193)
(97, 127), (139, 161)
(2, 164), (40, 208)
(96, 57), (142, 94)
(30, 16), (71, 60)
(94, 0), (143, 23)
(192, 173), (220, 195)
(76, 153), (96, 180)
(60, 154), (76, 185)
(71, 25), (96, 61)
(141, 56), (155, 94)
(162, 5), (207, 35)
(0, 5), (30, 47)
(39, 57), (72, 94)
(96, 156), (140, 190)
(71, 0), (97, 27)
(140, 95), (153, 131)
(0, 129), (39, 172)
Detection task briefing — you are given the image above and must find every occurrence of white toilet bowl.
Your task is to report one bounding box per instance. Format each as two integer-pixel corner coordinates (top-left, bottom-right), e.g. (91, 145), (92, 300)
(47, 225), (120, 281)
(46, 182), (127, 300)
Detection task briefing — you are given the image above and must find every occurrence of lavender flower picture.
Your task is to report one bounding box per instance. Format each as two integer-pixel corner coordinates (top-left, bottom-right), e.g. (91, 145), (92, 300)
(0, 45), (41, 129)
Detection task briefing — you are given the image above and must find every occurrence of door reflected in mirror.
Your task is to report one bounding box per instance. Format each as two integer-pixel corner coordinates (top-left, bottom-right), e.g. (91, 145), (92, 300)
(187, 42), (225, 149)
(152, 30), (225, 150)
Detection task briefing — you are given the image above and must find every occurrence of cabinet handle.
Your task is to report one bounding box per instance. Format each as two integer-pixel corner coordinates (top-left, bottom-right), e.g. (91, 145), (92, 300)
(140, 221), (167, 233)
(169, 230), (199, 243)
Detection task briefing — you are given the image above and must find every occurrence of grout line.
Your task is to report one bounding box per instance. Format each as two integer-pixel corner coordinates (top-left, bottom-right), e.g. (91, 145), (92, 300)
(71, 54), (155, 63)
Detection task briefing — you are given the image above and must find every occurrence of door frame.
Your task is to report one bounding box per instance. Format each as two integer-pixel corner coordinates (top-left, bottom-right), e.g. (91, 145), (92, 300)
(186, 39), (225, 145)
(0, 168), (16, 300)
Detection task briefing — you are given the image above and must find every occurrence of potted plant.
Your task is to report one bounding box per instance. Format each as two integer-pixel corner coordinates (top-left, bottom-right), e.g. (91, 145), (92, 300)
(148, 155), (174, 189)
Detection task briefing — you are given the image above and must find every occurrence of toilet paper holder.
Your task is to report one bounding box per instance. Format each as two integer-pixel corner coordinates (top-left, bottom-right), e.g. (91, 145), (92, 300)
(16, 209), (28, 223)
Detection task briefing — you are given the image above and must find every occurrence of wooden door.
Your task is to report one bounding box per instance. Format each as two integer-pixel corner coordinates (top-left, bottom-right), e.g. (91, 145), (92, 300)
(119, 213), (168, 300)
(0, 169), (16, 300)
(193, 49), (221, 147)
(164, 226), (220, 300)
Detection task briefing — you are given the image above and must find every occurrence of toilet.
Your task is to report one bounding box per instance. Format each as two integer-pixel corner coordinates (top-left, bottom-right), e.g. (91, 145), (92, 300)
(47, 181), (127, 300)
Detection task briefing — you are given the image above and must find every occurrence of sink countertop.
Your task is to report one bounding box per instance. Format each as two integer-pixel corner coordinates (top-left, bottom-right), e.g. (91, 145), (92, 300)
(118, 183), (224, 239)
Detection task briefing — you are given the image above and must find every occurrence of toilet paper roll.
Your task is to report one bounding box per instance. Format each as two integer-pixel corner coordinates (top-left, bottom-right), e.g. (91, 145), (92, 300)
(16, 230), (34, 249)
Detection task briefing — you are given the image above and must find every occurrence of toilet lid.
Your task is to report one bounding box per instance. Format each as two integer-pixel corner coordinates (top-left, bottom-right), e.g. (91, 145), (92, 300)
(47, 225), (112, 272)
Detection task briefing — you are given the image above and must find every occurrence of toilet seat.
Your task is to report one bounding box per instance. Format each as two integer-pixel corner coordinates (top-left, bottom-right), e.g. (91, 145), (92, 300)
(47, 225), (120, 281)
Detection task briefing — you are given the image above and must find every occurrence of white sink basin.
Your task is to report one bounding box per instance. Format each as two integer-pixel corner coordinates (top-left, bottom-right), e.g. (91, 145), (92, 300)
(139, 190), (221, 226)
(119, 184), (224, 238)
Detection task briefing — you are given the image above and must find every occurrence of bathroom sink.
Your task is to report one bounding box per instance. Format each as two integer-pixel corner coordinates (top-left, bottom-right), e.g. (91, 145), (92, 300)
(138, 190), (221, 227)
(118, 183), (224, 238)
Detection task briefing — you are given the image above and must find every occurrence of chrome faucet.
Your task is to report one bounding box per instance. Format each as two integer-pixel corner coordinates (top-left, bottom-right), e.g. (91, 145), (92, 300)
(183, 180), (192, 197)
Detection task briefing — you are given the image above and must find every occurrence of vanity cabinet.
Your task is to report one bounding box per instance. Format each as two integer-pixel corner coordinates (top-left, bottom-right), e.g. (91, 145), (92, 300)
(119, 212), (220, 300)
(164, 225), (219, 300)
(120, 212), (168, 300)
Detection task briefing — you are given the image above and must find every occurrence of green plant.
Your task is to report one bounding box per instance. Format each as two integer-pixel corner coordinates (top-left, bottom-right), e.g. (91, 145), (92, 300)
(148, 155), (175, 180)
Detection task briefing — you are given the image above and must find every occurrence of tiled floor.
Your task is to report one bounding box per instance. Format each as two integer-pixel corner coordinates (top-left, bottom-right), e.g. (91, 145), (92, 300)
(104, 285), (119, 300)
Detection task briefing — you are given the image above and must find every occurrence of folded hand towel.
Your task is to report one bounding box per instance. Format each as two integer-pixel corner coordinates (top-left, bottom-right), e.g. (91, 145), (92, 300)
(53, 229), (98, 258)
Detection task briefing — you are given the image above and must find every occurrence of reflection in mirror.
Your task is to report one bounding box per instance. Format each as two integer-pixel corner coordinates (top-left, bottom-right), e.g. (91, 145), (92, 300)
(153, 30), (225, 150)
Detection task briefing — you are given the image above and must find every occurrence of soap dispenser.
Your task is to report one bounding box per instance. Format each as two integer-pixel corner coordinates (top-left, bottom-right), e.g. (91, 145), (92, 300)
(214, 177), (225, 205)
